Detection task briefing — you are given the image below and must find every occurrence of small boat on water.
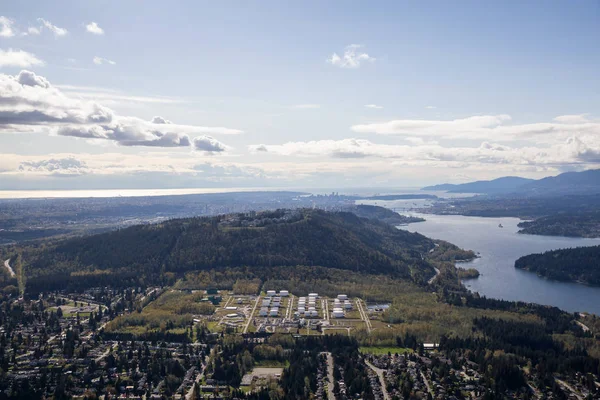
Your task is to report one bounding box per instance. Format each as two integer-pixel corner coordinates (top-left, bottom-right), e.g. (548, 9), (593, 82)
(498, 223), (503, 228)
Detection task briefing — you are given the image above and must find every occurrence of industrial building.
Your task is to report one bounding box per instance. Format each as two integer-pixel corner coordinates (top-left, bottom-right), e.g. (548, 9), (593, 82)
(332, 307), (345, 318)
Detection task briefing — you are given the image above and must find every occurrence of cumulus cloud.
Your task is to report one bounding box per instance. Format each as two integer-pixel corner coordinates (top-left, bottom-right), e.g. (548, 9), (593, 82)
(85, 22), (104, 35)
(0, 48), (44, 67)
(56, 122), (192, 148)
(37, 18), (68, 37)
(0, 70), (241, 150)
(93, 56), (116, 65)
(351, 114), (600, 142)
(0, 17), (66, 38)
(327, 44), (376, 69)
(194, 136), (228, 153)
(0, 16), (15, 37)
(151, 116), (172, 124)
(365, 104), (383, 109)
(18, 157), (88, 176)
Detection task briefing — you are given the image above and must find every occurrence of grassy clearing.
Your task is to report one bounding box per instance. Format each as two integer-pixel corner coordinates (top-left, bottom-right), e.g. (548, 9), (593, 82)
(254, 360), (289, 368)
(105, 290), (216, 337)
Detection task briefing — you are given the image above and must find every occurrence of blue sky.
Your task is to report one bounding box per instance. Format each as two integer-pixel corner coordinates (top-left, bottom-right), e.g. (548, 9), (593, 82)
(0, 1), (599, 189)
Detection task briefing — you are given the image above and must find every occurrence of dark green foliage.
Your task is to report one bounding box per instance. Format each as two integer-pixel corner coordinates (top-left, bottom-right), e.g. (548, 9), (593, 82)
(350, 204), (425, 225)
(518, 211), (600, 238)
(18, 209), (438, 293)
(515, 245), (600, 285)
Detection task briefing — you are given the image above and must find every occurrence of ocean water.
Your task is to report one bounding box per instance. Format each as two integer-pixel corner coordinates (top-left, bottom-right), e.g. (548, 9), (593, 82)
(402, 213), (600, 315)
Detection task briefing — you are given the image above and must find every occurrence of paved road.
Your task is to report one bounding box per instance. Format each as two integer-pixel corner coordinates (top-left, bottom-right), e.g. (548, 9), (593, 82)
(243, 296), (261, 334)
(575, 320), (590, 333)
(95, 346), (112, 363)
(326, 352), (335, 400)
(555, 378), (583, 400)
(420, 371), (434, 397)
(356, 299), (372, 333)
(3, 259), (15, 277)
(365, 360), (390, 400)
(428, 267), (440, 285)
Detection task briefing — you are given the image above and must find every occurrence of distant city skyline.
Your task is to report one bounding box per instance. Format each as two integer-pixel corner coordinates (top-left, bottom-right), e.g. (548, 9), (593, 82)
(1, 1), (599, 189)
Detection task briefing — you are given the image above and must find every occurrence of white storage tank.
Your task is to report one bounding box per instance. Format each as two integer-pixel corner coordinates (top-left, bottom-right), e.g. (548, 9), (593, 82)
(309, 293), (319, 298)
(279, 290), (289, 297)
(344, 300), (352, 309)
(332, 309), (345, 318)
(269, 308), (279, 317)
(259, 307), (268, 316)
(266, 290), (276, 297)
(337, 294), (348, 301)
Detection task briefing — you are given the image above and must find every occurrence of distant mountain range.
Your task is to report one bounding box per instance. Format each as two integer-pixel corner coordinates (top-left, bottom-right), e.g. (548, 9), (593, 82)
(422, 176), (534, 194)
(422, 169), (600, 197)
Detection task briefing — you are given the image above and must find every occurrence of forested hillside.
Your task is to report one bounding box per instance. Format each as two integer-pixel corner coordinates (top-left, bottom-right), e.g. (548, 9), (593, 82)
(12, 209), (440, 293)
(515, 245), (600, 285)
(349, 204), (425, 225)
(518, 211), (600, 238)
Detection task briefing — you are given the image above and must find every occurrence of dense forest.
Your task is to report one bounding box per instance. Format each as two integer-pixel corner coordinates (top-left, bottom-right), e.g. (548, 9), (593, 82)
(515, 245), (600, 285)
(349, 204), (425, 225)
(517, 211), (600, 238)
(6, 209), (444, 294)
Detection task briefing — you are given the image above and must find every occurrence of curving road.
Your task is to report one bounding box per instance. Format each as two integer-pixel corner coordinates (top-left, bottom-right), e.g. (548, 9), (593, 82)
(3, 259), (15, 277)
(365, 359), (390, 400)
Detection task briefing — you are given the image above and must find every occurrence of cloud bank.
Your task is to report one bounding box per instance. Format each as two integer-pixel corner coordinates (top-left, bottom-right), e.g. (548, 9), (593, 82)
(351, 114), (600, 142)
(0, 70), (241, 150)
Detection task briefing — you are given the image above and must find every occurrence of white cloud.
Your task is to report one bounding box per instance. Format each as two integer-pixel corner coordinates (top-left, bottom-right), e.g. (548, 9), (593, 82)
(0, 70), (242, 149)
(351, 114), (600, 142)
(37, 18), (68, 37)
(327, 44), (376, 69)
(85, 21), (104, 35)
(18, 157), (88, 176)
(57, 84), (184, 105)
(365, 104), (383, 109)
(425, 105), (436, 109)
(0, 48), (45, 67)
(0, 16), (15, 37)
(193, 136), (228, 153)
(291, 104), (321, 109)
(93, 56), (116, 65)
(151, 116), (172, 124)
(553, 114), (589, 124)
(249, 135), (600, 168)
(27, 26), (41, 35)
